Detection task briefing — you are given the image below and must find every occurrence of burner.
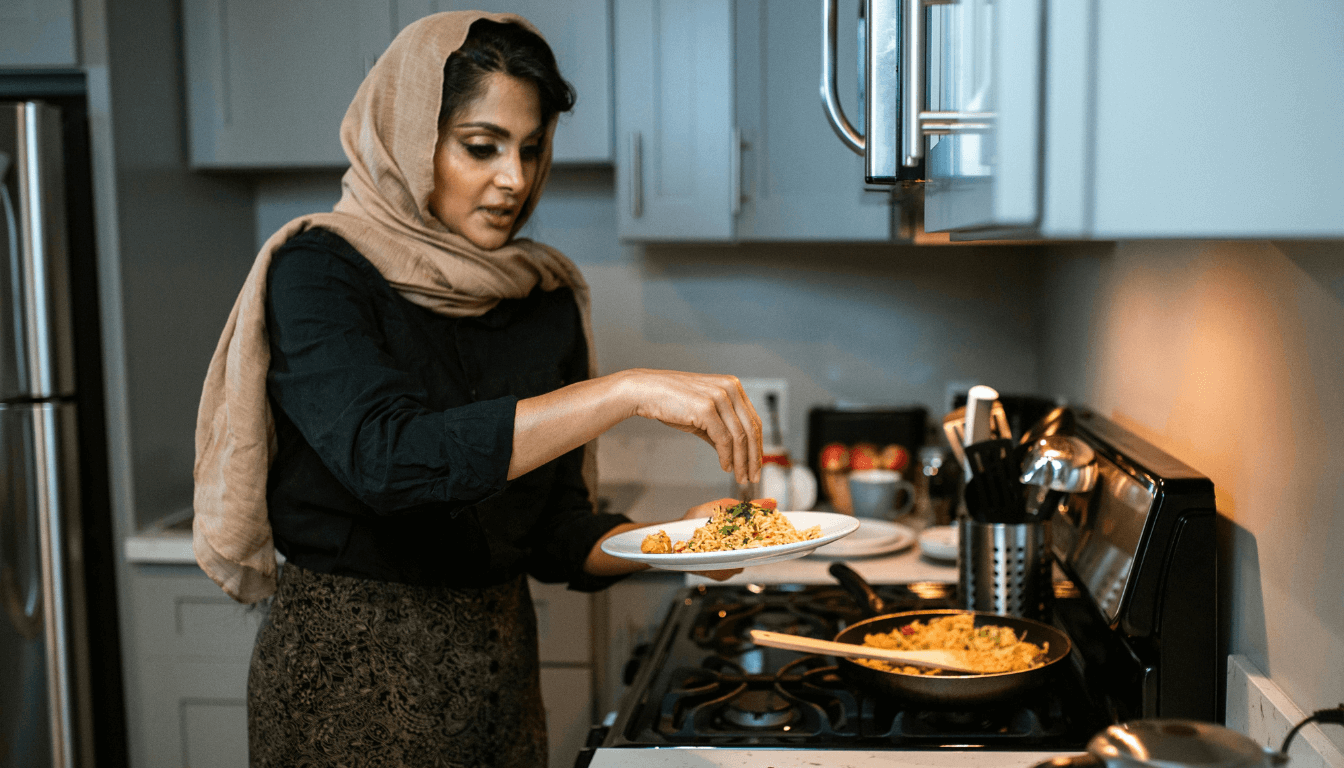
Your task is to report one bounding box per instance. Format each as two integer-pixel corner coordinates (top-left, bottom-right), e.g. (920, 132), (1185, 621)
(722, 690), (798, 730)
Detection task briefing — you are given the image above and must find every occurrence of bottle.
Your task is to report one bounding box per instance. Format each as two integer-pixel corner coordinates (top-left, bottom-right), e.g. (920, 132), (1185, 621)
(918, 446), (957, 527)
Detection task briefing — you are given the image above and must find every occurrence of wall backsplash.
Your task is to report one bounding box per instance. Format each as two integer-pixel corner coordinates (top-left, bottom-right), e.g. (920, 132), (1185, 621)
(1038, 240), (1344, 751)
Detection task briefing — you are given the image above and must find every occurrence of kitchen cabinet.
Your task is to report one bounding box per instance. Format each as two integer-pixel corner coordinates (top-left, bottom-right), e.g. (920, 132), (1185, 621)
(615, 0), (891, 242)
(920, 0), (1344, 239)
(0, 0), (78, 67)
(124, 561), (599, 768)
(126, 565), (259, 768)
(181, 0), (613, 168)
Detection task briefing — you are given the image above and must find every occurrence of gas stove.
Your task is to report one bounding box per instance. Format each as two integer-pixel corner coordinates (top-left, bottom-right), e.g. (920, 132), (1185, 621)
(592, 582), (1107, 754)
(577, 409), (1220, 767)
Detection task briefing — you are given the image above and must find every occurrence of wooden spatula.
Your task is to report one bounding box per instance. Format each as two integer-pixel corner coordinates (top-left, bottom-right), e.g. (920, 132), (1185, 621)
(749, 629), (981, 674)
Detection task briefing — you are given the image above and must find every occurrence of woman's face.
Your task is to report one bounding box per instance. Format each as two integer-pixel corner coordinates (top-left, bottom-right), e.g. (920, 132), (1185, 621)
(429, 72), (544, 250)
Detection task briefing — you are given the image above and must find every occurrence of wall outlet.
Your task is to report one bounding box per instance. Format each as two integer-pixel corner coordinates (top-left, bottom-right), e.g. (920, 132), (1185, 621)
(739, 378), (789, 447)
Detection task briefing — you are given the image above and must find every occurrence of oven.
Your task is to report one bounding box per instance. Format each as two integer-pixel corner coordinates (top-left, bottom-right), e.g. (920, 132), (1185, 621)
(577, 408), (1219, 767)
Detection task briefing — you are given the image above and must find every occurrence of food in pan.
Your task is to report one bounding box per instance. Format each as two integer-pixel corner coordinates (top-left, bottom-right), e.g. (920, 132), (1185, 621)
(639, 500), (822, 554)
(856, 613), (1049, 676)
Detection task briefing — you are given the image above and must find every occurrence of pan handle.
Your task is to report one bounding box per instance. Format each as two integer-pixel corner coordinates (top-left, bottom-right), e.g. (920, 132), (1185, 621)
(828, 562), (886, 616)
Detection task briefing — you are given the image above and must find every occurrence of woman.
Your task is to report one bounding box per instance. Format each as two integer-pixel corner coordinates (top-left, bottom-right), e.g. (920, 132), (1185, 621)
(192, 11), (762, 767)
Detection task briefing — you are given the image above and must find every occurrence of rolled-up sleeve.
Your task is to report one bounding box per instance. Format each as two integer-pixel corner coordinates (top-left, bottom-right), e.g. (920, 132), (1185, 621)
(265, 245), (514, 514)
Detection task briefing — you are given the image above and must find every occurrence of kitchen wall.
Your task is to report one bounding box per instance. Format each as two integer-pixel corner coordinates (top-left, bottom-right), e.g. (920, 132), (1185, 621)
(1036, 240), (1344, 751)
(255, 169), (1046, 487)
(103, 0), (256, 529)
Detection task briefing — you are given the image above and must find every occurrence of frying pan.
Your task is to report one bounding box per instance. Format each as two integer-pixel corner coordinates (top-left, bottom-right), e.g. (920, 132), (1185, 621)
(827, 563), (1072, 707)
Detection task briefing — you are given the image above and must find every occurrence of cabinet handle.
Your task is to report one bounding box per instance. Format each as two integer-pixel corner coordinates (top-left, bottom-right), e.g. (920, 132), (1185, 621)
(731, 127), (742, 216)
(821, 0), (864, 155)
(630, 131), (643, 219)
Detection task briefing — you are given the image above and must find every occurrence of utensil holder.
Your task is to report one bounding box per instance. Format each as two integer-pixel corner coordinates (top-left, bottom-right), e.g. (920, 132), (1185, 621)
(957, 517), (1052, 619)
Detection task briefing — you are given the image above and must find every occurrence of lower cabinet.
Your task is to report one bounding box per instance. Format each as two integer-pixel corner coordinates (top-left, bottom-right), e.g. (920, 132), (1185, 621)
(127, 565), (259, 768)
(125, 564), (598, 768)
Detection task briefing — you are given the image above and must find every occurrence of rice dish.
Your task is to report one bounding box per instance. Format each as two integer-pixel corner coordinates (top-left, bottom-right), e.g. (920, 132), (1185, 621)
(856, 613), (1049, 676)
(640, 500), (821, 554)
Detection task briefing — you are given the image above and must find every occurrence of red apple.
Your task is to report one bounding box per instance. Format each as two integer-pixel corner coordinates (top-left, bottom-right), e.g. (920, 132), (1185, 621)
(849, 443), (879, 471)
(879, 444), (910, 473)
(818, 442), (850, 471)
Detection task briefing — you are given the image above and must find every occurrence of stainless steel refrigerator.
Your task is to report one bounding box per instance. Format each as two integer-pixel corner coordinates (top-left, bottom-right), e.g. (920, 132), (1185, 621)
(2, 79), (126, 768)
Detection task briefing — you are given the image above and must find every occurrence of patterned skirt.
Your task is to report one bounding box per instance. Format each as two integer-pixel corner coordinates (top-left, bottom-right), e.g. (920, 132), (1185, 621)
(247, 564), (548, 768)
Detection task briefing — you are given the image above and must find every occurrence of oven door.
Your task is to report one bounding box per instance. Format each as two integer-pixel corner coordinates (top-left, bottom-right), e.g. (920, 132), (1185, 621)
(922, 0), (1042, 235)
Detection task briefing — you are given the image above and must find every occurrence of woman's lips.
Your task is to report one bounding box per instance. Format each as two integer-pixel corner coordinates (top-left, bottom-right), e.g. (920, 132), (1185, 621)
(478, 206), (516, 228)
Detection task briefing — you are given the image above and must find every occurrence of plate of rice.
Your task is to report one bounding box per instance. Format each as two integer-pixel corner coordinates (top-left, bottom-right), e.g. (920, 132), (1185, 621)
(601, 501), (860, 571)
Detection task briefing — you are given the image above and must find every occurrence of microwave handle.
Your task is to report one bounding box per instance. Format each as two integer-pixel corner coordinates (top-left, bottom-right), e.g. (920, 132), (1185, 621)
(821, 0), (864, 155)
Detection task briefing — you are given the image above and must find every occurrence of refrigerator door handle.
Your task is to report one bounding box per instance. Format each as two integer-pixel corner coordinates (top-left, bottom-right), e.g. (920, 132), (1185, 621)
(33, 404), (79, 768)
(1, 102), (76, 401)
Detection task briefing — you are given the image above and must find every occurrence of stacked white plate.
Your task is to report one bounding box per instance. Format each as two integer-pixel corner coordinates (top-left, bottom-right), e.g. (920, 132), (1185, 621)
(917, 524), (959, 562)
(809, 519), (916, 558)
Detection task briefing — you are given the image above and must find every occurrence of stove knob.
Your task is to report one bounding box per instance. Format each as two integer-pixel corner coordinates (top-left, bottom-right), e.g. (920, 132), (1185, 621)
(622, 642), (651, 686)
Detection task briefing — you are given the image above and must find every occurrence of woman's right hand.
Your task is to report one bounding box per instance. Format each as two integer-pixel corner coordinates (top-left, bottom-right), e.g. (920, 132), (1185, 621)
(617, 369), (763, 485)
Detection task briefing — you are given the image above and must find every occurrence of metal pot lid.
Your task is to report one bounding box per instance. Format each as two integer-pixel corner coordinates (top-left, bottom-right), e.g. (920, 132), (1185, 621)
(1088, 720), (1287, 768)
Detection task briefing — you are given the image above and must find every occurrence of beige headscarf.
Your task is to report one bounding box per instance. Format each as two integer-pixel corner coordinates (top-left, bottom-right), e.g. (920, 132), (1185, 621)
(193, 11), (597, 603)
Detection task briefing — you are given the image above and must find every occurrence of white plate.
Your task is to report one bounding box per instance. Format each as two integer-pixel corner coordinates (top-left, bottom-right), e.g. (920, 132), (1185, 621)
(918, 524), (959, 562)
(810, 519), (916, 558)
(601, 512), (860, 571)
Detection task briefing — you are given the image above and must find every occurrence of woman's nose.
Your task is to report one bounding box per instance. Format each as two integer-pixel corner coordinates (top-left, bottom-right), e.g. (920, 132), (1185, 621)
(494, 149), (525, 191)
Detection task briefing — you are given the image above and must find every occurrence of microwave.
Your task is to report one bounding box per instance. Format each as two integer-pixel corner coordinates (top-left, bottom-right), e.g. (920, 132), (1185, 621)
(822, 0), (1041, 235)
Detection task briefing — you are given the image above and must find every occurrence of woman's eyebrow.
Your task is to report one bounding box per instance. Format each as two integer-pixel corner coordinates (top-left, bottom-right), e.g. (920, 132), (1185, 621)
(456, 121), (545, 140)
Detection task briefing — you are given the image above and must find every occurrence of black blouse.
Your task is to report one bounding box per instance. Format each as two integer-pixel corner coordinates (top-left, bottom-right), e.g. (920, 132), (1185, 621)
(263, 227), (630, 591)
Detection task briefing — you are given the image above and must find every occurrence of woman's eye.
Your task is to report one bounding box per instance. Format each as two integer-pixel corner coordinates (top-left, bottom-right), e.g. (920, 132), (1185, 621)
(465, 143), (497, 160)
(521, 144), (542, 160)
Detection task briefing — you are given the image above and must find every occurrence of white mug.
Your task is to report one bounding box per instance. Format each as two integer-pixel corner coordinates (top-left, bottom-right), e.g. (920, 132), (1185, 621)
(847, 469), (916, 520)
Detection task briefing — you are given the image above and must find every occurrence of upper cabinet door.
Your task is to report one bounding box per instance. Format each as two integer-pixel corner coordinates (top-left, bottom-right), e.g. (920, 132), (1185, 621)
(183, 0), (381, 168)
(185, 0), (613, 168)
(0, 0), (77, 67)
(734, 0), (890, 241)
(921, 0), (1041, 234)
(1042, 0), (1344, 239)
(615, 0), (735, 241)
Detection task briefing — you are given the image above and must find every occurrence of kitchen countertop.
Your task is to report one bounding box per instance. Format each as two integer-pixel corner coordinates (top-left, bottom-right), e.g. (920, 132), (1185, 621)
(122, 483), (958, 587)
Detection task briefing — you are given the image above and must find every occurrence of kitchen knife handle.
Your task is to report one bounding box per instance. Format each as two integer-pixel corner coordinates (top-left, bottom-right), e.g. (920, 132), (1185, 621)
(821, 0), (864, 154)
(629, 131), (643, 219)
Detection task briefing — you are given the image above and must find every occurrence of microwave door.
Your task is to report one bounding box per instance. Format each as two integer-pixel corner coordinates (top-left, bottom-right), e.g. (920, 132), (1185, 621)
(922, 0), (1041, 234)
(823, 0), (920, 184)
